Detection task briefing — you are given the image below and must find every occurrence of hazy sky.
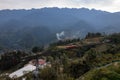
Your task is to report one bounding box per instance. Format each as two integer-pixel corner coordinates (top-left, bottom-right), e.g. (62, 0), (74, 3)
(0, 0), (120, 12)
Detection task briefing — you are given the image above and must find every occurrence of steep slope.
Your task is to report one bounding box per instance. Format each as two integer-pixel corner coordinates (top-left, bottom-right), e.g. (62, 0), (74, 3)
(0, 8), (120, 49)
(79, 62), (120, 80)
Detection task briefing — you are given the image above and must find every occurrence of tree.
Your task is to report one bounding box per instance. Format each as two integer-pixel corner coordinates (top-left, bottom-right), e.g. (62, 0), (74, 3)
(66, 61), (90, 78)
(32, 46), (43, 53)
(40, 67), (57, 80)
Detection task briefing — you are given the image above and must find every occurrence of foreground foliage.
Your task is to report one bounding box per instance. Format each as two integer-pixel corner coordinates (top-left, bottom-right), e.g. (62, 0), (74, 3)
(1, 33), (120, 80)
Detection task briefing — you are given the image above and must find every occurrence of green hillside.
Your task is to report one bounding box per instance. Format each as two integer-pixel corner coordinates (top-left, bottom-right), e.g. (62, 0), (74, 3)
(79, 62), (120, 80)
(0, 33), (120, 80)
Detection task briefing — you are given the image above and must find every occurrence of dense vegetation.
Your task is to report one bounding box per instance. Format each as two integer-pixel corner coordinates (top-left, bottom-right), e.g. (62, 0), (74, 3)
(0, 33), (120, 80)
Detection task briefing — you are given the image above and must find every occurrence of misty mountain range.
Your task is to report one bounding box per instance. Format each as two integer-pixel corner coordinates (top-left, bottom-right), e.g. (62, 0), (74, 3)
(0, 7), (120, 49)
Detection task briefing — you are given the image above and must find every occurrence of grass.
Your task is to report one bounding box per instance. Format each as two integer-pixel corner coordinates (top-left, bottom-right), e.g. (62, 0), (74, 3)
(78, 62), (120, 80)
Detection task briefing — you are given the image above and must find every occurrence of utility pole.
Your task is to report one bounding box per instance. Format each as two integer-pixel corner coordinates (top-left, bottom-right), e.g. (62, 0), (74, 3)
(32, 46), (43, 80)
(33, 55), (39, 80)
(36, 55), (39, 80)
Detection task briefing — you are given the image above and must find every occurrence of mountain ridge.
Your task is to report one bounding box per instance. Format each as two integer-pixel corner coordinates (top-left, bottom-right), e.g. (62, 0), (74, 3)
(0, 7), (120, 49)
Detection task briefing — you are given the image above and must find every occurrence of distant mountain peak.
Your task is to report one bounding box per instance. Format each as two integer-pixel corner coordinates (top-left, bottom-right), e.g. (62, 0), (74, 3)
(0, 7), (120, 49)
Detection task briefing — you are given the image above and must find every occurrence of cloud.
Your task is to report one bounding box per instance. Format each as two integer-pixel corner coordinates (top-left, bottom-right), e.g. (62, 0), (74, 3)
(0, 0), (120, 12)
